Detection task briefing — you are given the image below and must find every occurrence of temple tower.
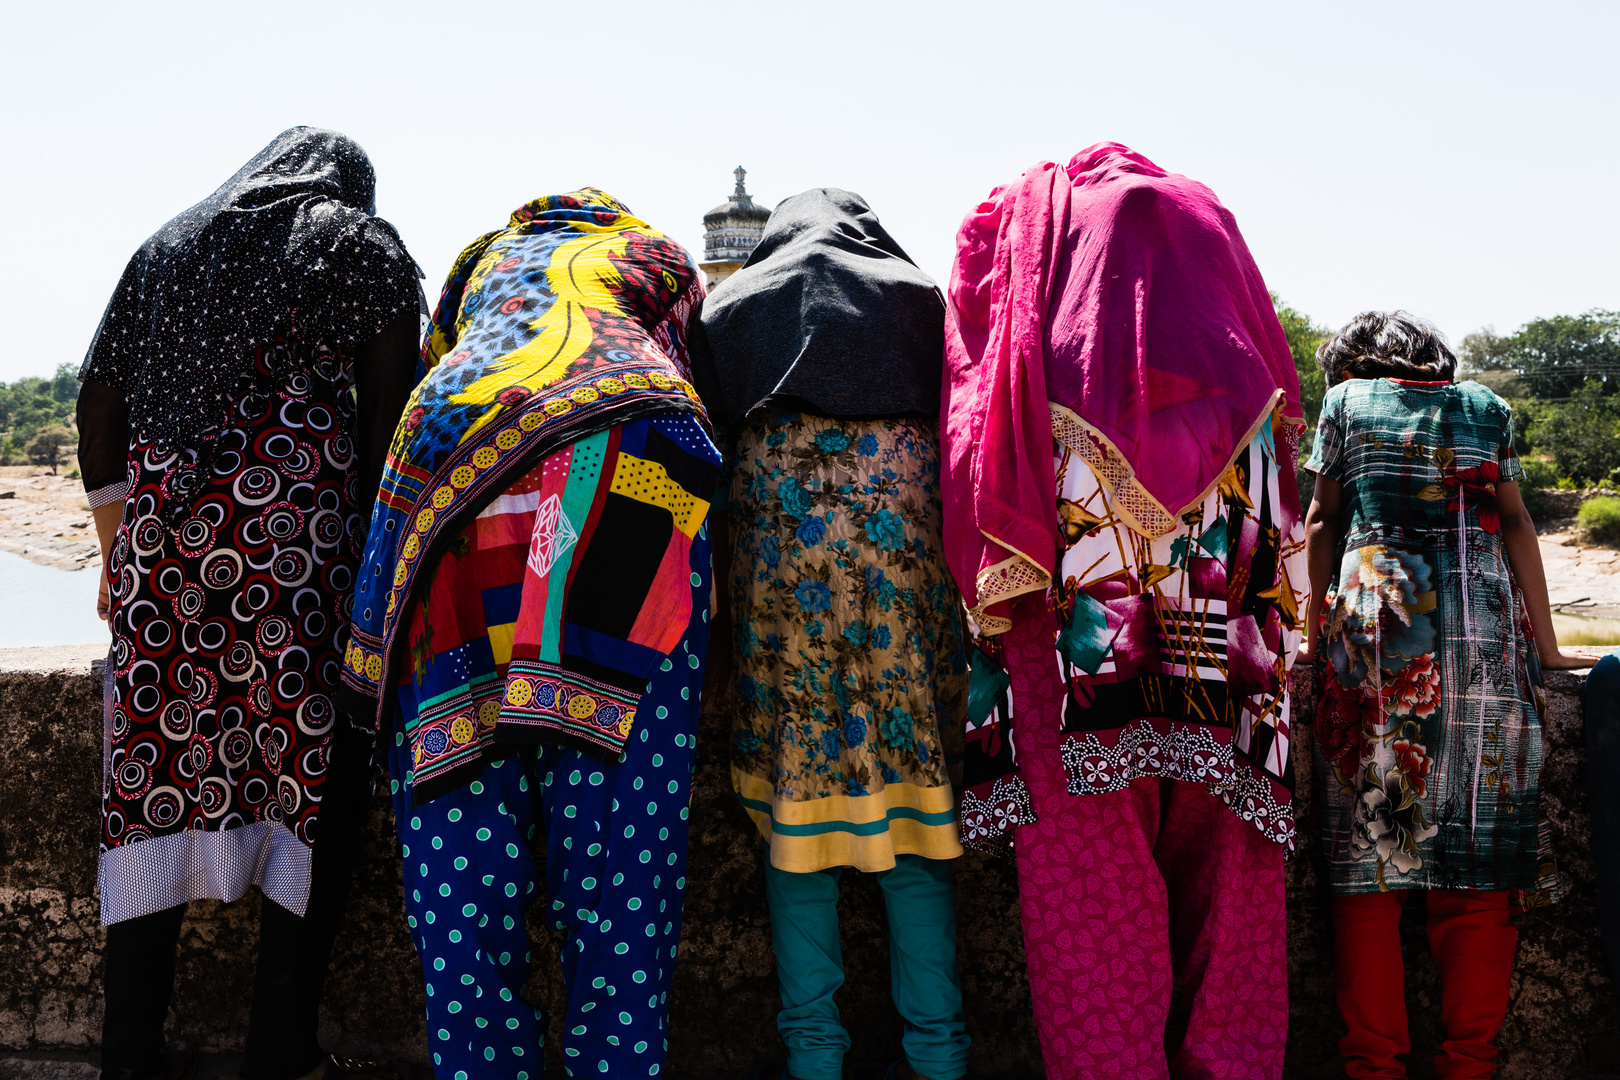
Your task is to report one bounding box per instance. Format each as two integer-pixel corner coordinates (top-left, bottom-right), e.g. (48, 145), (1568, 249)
(699, 166), (770, 288)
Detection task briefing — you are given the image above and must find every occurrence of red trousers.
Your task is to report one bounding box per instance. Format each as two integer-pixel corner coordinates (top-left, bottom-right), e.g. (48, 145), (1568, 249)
(1332, 890), (1517, 1080)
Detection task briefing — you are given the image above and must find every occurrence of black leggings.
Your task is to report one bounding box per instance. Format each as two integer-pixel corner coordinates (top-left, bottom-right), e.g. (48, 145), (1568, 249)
(100, 725), (375, 1080)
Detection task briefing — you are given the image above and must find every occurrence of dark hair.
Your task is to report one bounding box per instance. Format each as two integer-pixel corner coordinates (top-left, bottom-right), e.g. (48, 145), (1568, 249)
(1315, 310), (1457, 387)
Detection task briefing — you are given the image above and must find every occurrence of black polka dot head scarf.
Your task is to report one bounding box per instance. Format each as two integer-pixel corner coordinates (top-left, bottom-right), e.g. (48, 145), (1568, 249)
(81, 126), (422, 454)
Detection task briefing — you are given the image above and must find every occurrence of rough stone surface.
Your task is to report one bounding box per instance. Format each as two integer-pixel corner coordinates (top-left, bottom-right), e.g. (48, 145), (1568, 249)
(0, 656), (1608, 1078)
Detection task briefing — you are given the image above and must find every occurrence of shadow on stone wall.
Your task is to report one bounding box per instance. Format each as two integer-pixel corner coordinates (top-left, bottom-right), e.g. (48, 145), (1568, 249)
(0, 650), (1610, 1079)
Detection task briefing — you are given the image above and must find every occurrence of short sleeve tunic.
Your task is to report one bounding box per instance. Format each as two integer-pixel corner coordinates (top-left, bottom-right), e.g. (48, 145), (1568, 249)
(1305, 378), (1555, 896)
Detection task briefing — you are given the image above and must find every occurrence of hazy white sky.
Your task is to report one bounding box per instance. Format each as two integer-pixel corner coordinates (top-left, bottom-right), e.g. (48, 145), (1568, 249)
(2, 0), (1616, 382)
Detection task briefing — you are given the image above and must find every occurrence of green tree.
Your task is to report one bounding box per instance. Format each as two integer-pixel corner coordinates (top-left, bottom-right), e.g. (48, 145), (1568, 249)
(1500, 309), (1620, 399)
(25, 424), (75, 474)
(1272, 295), (1331, 507)
(1531, 381), (1620, 484)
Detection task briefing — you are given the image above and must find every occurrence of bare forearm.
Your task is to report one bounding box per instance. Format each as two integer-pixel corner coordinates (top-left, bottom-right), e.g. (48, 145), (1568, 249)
(1303, 515), (1338, 655)
(92, 503), (123, 564)
(1501, 510), (1558, 660)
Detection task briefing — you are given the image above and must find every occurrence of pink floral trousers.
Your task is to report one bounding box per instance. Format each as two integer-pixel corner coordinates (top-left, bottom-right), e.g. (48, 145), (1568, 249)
(1005, 617), (1289, 1080)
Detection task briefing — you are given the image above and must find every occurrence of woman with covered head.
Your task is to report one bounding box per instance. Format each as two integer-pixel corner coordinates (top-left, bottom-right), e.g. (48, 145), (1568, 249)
(342, 188), (717, 1080)
(691, 188), (971, 1080)
(78, 127), (424, 1080)
(941, 144), (1307, 1078)
(1302, 311), (1599, 1079)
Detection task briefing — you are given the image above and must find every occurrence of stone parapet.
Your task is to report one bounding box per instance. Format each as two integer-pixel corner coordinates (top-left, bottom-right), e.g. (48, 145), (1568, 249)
(0, 648), (1610, 1078)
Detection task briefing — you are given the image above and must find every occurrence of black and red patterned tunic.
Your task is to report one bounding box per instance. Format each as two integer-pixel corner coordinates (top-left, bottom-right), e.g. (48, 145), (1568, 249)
(100, 332), (364, 923)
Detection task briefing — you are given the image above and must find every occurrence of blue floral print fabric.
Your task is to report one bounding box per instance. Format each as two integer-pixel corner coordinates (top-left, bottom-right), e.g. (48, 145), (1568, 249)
(726, 408), (968, 872)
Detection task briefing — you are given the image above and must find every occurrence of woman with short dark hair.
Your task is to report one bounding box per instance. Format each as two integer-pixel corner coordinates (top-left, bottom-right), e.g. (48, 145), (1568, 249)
(79, 127), (422, 1080)
(1301, 310), (1602, 1078)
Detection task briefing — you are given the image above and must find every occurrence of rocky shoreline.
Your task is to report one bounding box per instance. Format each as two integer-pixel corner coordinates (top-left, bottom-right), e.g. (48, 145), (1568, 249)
(0, 467), (100, 573)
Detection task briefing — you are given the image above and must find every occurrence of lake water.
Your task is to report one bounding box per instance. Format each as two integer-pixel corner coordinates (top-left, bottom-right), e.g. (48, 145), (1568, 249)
(0, 550), (111, 649)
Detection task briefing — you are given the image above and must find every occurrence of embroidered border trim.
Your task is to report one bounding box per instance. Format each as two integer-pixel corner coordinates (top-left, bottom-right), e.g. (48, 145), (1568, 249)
(1060, 720), (1295, 849)
(409, 683), (503, 792)
(340, 364), (701, 701)
(497, 660), (639, 757)
(959, 776), (1037, 856)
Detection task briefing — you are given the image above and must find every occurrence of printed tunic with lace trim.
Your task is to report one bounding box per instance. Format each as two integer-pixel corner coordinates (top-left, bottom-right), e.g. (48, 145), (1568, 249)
(960, 409), (1307, 852)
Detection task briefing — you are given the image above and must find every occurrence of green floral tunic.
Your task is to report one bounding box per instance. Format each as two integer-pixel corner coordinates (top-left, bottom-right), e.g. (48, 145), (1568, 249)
(726, 408), (968, 872)
(1307, 378), (1558, 899)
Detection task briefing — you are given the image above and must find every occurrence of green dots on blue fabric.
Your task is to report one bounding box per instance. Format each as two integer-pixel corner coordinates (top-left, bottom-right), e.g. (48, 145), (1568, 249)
(506, 843), (520, 858)
(505, 882), (518, 898)
(620, 1011), (634, 1025)
(476, 828), (492, 841)
(688, 653), (700, 668)
(454, 857), (468, 870)
(613, 872), (625, 885)
(690, 571), (701, 587)
(462, 903), (477, 917)
(470, 780), (484, 794)
(656, 706), (668, 720)
(667, 780), (679, 793)
(410, 816), (421, 830)
(652, 754), (663, 767)
(659, 828), (669, 841)
(508, 1018), (521, 1030)
(407, 916), (417, 928)
(447, 808), (462, 822)
(500, 951), (511, 964)
(681, 687), (690, 699)
(447, 1001), (461, 1014)
(484, 1048), (495, 1062)
(628, 897), (641, 910)
(564, 805), (577, 819)
(439, 884), (452, 897)
(640, 850), (651, 863)
(589, 771), (604, 786)
(615, 942), (629, 954)
(461, 974), (475, 985)
(635, 1041), (648, 1054)
(570, 769), (583, 784)
(482, 875), (494, 886)
(434, 958), (445, 971)
(500, 987), (513, 1002)
(583, 876), (597, 890)
(432, 836), (443, 850)
(424, 910), (435, 923)
(633, 970), (646, 983)
(647, 801), (658, 815)
(504, 916), (516, 930)
(449, 930), (461, 943)
(588, 842), (602, 855)
(660, 658), (673, 672)
(438, 1029), (449, 1042)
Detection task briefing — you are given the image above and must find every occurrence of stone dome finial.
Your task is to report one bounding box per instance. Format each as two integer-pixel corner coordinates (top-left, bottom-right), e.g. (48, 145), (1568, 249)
(701, 166), (771, 287)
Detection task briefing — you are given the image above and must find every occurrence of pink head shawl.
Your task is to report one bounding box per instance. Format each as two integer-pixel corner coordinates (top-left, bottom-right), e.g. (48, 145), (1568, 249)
(942, 143), (1300, 634)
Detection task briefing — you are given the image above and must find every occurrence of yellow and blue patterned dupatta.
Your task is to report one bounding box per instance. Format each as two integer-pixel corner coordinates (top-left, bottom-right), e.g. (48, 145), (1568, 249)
(342, 189), (708, 715)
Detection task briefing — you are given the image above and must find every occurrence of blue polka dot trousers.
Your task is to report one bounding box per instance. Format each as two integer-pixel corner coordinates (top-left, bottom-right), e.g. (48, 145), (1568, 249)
(389, 614), (708, 1079)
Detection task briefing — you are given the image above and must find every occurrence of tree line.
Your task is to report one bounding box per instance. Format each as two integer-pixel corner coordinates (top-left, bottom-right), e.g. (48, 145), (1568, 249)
(4, 305), (1618, 486)
(1273, 301), (1620, 512)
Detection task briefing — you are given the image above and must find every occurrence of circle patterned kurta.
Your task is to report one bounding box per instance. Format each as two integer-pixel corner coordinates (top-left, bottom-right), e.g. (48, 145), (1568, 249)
(727, 408), (968, 872)
(101, 333), (363, 924)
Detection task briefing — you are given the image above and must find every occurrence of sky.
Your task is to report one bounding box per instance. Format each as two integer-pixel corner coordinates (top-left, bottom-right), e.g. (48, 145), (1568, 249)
(1, 0), (1616, 383)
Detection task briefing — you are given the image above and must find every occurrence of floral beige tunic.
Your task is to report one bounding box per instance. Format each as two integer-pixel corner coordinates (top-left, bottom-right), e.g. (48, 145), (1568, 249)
(727, 408), (968, 872)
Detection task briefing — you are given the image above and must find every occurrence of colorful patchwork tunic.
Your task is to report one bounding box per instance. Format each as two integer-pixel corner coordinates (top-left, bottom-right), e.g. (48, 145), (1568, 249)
(343, 189), (714, 801)
(1306, 378), (1555, 896)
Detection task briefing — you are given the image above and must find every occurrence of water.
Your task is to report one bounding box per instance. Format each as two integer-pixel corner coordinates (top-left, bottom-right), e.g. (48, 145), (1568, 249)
(0, 550), (111, 649)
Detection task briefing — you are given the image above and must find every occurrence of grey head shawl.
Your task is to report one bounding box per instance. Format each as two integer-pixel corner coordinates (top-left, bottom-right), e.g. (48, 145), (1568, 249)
(80, 126), (421, 455)
(690, 188), (945, 429)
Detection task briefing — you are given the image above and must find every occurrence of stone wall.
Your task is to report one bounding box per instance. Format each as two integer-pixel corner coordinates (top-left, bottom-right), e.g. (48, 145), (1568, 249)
(0, 645), (1611, 1079)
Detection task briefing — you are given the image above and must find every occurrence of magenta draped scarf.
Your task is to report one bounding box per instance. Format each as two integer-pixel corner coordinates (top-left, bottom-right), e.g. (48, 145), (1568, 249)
(942, 143), (1301, 634)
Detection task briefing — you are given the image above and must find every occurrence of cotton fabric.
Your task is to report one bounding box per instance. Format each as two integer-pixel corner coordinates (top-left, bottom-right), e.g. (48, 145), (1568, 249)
(97, 325), (379, 924)
(725, 408), (967, 871)
(690, 189), (945, 428)
(344, 190), (708, 719)
(960, 417), (1306, 852)
(80, 127), (420, 458)
(764, 856), (970, 1080)
(941, 143), (1301, 637)
(389, 416), (717, 804)
(1004, 618), (1288, 1080)
(1331, 890), (1517, 1080)
(1306, 378), (1553, 896)
(388, 486), (710, 1080)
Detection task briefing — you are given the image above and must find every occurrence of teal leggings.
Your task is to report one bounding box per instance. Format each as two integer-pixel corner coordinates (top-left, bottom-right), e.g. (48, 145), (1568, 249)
(765, 855), (970, 1080)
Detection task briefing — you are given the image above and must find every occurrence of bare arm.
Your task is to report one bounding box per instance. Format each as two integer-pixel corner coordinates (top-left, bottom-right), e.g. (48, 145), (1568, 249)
(1298, 472), (1343, 664)
(1498, 479), (1606, 669)
(353, 310), (421, 524)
